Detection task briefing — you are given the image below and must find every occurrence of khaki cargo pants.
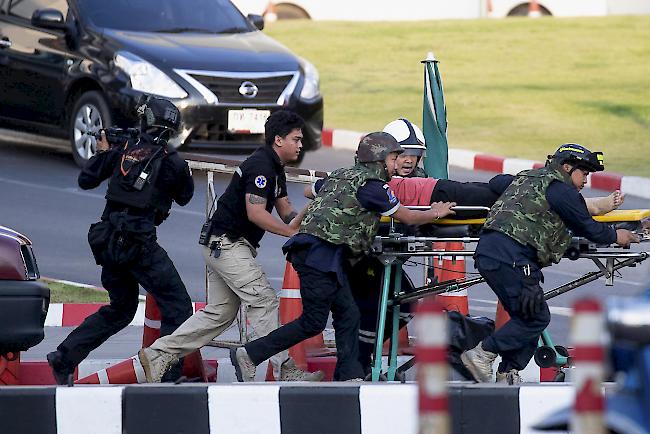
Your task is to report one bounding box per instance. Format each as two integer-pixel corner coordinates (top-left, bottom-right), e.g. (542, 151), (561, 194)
(150, 235), (289, 378)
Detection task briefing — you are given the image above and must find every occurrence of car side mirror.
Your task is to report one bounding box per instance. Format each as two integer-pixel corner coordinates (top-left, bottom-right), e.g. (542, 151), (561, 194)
(31, 8), (66, 31)
(247, 14), (264, 31)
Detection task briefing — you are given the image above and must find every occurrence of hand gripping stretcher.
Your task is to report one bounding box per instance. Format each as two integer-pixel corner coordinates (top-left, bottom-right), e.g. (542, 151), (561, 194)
(369, 207), (650, 382)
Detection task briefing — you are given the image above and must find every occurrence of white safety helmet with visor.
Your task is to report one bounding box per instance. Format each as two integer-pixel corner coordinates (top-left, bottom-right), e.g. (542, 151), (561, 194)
(383, 118), (427, 158)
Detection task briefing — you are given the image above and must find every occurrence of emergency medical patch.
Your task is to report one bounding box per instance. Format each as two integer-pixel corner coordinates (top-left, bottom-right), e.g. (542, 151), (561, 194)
(255, 175), (267, 189)
(384, 184), (398, 204)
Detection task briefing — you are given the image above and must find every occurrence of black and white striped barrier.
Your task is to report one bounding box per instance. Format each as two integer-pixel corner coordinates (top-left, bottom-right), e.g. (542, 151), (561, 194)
(1, 383), (574, 434)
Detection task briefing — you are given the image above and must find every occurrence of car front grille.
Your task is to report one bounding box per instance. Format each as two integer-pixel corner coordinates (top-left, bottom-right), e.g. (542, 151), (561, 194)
(186, 72), (296, 105)
(190, 121), (265, 148)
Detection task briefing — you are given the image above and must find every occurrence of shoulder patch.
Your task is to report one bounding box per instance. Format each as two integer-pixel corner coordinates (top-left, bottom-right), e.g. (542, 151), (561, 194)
(254, 175), (267, 189)
(383, 184), (399, 204)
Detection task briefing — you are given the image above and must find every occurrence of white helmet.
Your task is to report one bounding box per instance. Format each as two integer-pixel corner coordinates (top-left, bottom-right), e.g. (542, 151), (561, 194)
(382, 118), (426, 157)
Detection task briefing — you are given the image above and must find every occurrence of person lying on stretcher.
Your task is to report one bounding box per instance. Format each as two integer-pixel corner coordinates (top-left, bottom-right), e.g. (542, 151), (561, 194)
(384, 118), (624, 216)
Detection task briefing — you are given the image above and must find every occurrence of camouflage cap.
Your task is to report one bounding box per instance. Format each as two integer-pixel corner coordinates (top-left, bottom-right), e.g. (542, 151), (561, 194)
(356, 132), (403, 163)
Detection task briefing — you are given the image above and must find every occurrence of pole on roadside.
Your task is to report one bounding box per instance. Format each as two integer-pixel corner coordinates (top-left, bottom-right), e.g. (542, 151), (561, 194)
(416, 298), (449, 434)
(570, 298), (605, 434)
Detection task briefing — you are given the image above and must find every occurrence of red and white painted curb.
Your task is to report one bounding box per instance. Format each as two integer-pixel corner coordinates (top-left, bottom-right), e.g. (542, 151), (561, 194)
(45, 301), (207, 327)
(322, 127), (650, 199)
(42, 277), (206, 327)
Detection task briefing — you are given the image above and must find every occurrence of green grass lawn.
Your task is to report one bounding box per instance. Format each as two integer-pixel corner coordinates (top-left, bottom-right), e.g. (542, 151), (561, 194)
(46, 280), (109, 303)
(266, 16), (650, 175)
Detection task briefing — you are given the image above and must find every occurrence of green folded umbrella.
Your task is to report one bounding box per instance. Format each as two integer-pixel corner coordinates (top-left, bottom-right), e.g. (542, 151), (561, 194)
(422, 52), (449, 180)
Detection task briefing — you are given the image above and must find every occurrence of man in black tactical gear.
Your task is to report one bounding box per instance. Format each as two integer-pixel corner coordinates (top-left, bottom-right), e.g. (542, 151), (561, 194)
(47, 96), (194, 385)
(461, 144), (639, 385)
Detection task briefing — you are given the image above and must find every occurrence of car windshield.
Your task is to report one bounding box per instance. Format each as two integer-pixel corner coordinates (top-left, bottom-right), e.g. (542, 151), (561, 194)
(76, 0), (253, 33)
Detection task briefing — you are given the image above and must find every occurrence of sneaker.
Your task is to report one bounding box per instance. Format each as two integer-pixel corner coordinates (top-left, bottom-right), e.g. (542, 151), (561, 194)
(230, 347), (256, 382)
(138, 348), (179, 383)
(460, 342), (497, 382)
(279, 358), (325, 382)
(47, 350), (74, 386)
(496, 369), (522, 385)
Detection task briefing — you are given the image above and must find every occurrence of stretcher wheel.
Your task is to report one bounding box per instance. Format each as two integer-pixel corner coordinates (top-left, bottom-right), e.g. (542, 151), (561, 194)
(553, 370), (566, 382)
(395, 371), (406, 383)
(534, 345), (557, 368)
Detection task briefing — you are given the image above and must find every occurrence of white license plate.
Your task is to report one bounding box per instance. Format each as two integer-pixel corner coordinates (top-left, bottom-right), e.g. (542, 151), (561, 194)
(227, 109), (271, 134)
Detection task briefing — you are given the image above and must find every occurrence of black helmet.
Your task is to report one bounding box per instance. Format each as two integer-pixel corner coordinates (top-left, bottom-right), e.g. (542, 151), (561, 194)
(356, 132), (403, 163)
(549, 143), (604, 172)
(136, 96), (181, 132)
(382, 118), (427, 158)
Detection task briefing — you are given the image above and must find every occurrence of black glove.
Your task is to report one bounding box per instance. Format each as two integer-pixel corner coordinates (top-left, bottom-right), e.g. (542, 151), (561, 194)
(518, 272), (544, 319)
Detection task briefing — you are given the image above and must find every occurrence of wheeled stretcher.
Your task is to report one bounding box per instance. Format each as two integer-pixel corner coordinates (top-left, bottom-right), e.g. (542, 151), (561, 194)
(369, 208), (650, 382)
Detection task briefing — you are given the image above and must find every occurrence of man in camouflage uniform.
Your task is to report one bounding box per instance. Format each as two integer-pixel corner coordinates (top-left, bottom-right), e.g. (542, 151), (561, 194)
(461, 144), (639, 385)
(230, 132), (456, 381)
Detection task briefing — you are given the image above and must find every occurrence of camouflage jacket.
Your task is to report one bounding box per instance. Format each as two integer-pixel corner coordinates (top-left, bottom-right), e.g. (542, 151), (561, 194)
(300, 163), (387, 255)
(483, 165), (573, 266)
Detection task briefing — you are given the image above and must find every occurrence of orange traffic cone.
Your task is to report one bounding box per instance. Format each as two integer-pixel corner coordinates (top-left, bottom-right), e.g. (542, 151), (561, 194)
(528, 0), (542, 17)
(433, 242), (470, 315)
(142, 294), (207, 381)
(142, 293), (162, 347)
(0, 353), (19, 385)
(495, 301), (511, 330)
(75, 356), (146, 384)
(382, 327), (412, 355)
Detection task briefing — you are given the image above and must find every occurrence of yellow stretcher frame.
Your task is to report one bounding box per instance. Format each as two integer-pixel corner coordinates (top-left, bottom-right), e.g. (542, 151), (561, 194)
(380, 209), (650, 226)
(370, 209), (650, 382)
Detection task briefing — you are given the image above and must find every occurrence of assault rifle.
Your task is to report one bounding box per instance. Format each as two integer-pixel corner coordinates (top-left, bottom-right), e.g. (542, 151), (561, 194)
(91, 127), (140, 147)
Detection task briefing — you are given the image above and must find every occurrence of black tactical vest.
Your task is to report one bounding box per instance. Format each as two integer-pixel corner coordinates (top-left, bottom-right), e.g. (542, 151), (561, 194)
(105, 138), (166, 210)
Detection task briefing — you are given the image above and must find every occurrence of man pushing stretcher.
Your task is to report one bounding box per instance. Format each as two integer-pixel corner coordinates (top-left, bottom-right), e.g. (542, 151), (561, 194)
(348, 119), (630, 375)
(461, 143), (639, 384)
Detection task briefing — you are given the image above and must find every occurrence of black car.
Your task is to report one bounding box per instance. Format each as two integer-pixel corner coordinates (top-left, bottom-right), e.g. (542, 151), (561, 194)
(0, 0), (323, 166)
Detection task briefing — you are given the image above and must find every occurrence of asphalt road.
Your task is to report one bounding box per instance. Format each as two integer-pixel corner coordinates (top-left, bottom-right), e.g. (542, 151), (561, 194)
(2, 130), (649, 363)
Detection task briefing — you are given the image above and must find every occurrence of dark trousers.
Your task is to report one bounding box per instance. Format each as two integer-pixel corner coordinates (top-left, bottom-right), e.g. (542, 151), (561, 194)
(431, 180), (500, 218)
(475, 255), (550, 372)
(349, 257), (414, 373)
(58, 241), (192, 367)
(245, 253), (365, 381)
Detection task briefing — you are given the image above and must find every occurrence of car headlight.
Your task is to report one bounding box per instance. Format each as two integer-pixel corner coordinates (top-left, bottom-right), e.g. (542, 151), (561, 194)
(114, 51), (188, 99)
(299, 57), (320, 100)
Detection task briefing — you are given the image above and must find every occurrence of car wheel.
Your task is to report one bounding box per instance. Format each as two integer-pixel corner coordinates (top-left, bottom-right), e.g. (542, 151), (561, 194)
(275, 3), (310, 20)
(507, 4), (551, 16)
(69, 91), (113, 167)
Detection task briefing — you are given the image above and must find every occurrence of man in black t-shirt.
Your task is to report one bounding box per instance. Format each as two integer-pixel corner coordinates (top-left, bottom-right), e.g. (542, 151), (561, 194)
(139, 110), (323, 382)
(230, 133), (455, 381)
